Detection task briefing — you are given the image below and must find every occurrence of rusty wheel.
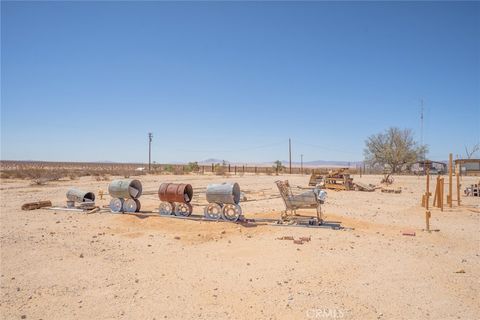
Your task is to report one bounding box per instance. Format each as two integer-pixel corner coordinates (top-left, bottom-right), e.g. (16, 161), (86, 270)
(204, 203), (222, 220)
(109, 198), (124, 213)
(222, 204), (242, 222)
(159, 202), (174, 215)
(174, 203), (192, 217)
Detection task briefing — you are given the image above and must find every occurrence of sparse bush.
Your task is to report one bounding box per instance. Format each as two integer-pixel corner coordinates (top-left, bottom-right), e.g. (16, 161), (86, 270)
(163, 165), (173, 174)
(214, 163), (227, 176)
(185, 162), (200, 173)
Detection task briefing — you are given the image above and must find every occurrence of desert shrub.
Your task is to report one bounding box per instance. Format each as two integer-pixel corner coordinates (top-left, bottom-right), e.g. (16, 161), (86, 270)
(214, 163), (227, 176)
(163, 165), (173, 174)
(173, 166), (184, 175)
(185, 162), (200, 173)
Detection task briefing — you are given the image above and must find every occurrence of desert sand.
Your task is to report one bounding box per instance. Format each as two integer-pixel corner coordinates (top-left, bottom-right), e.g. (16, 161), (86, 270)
(0, 173), (479, 319)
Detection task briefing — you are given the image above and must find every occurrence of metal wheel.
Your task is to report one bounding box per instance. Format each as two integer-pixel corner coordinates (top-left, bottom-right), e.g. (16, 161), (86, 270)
(159, 202), (174, 215)
(174, 203), (193, 217)
(109, 198), (124, 213)
(134, 199), (141, 212)
(122, 198), (138, 213)
(222, 204), (242, 221)
(204, 203), (222, 220)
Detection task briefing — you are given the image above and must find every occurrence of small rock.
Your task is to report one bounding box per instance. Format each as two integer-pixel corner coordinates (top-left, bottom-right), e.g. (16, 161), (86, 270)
(455, 269), (465, 273)
(79, 253), (84, 258)
(174, 236), (181, 240)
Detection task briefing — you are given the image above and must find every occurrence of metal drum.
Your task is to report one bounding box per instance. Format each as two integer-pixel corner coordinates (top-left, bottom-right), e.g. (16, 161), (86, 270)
(206, 182), (241, 205)
(158, 183), (193, 203)
(108, 179), (142, 199)
(66, 189), (95, 203)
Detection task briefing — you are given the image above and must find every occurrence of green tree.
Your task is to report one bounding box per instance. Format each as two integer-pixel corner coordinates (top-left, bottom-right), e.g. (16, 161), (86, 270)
(364, 127), (427, 173)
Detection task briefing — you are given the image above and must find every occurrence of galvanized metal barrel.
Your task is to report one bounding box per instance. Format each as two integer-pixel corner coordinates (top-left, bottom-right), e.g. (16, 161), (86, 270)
(206, 182), (240, 205)
(66, 189), (95, 203)
(158, 183), (193, 203)
(108, 179), (142, 199)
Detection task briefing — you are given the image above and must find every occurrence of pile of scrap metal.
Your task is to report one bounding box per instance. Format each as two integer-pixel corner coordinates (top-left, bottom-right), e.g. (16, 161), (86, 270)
(309, 168), (354, 191)
(464, 181), (480, 197)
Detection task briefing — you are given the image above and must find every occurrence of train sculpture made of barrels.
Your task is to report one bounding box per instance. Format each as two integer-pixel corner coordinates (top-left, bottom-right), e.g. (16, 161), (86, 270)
(108, 179), (143, 213)
(158, 182), (243, 221)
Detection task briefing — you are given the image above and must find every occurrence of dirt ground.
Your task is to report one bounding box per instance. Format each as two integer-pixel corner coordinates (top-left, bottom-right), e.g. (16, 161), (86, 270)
(0, 173), (479, 320)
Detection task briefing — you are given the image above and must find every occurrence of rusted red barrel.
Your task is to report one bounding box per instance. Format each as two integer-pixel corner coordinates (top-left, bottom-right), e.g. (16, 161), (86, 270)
(158, 183), (193, 203)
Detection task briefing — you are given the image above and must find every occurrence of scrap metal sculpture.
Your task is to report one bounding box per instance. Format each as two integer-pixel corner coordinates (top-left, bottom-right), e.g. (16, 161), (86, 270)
(108, 179), (142, 213)
(275, 180), (326, 224)
(158, 183), (193, 216)
(204, 182), (242, 221)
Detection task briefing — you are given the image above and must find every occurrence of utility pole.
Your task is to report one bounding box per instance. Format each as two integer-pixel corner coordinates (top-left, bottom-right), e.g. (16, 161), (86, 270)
(148, 132), (153, 171)
(301, 154), (303, 175)
(420, 99), (425, 161)
(289, 138), (292, 174)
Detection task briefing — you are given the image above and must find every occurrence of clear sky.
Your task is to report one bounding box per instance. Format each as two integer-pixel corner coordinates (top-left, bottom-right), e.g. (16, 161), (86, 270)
(1, 1), (479, 164)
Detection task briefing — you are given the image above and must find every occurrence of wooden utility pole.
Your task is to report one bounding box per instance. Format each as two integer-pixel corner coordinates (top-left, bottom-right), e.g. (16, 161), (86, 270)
(289, 138), (292, 174)
(448, 153), (453, 207)
(301, 154), (303, 175)
(148, 132), (153, 171)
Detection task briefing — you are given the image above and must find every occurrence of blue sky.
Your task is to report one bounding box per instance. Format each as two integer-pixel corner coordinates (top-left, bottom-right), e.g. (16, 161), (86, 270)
(1, 1), (479, 164)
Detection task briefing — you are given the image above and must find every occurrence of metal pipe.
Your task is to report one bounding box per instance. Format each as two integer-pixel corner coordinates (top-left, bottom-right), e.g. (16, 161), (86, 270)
(108, 179), (143, 199)
(66, 189), (95, 203)
(206, 182), (241, 205)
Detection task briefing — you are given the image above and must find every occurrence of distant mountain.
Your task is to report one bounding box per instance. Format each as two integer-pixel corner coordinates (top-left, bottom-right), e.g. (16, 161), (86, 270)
(197, 159), (362, 167)
(282, 160), (364, 167)
(198, 158), (230, 165)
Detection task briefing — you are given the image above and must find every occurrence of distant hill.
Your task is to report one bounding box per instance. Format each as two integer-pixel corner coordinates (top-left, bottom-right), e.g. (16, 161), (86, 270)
(196, 159), (362, 167)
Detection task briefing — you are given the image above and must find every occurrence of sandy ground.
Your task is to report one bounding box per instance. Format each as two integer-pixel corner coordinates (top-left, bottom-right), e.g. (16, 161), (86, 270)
(0, 173), (479, 320)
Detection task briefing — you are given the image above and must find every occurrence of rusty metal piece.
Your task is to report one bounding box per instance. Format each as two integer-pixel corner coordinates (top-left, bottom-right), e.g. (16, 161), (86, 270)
(222, 204), (242, 221)
(159, 202), (174, 215)
(206, 182), (241, 205)
(108, 179), (142, 199)
(204, 203), (222, 220)
(21, 200), (52, 211)
(109, 198), (124, 213)
(66, 189), (95, 203)
(158, 183), (193, 203)
(174, 203), (193, 217)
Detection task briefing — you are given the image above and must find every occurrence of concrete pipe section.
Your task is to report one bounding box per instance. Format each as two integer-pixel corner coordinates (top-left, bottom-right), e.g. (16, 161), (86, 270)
(108, 179), (143, 213)
(204, 182), (242, 221)
(158, 183), (193, 216)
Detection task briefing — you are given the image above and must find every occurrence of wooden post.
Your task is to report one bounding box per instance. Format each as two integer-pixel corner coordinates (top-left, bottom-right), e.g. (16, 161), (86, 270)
(439, 177), (444, 212)
(448, 153), (453, 207)
(425, 165), (430, 210)
(456, 163), (461, 206)
(228, 164), (231, 173)
(211, 163), (214, 172)
(433, 176), (439, 207)
(425, 210), (431, 231)
(234, 166), (237, 175)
